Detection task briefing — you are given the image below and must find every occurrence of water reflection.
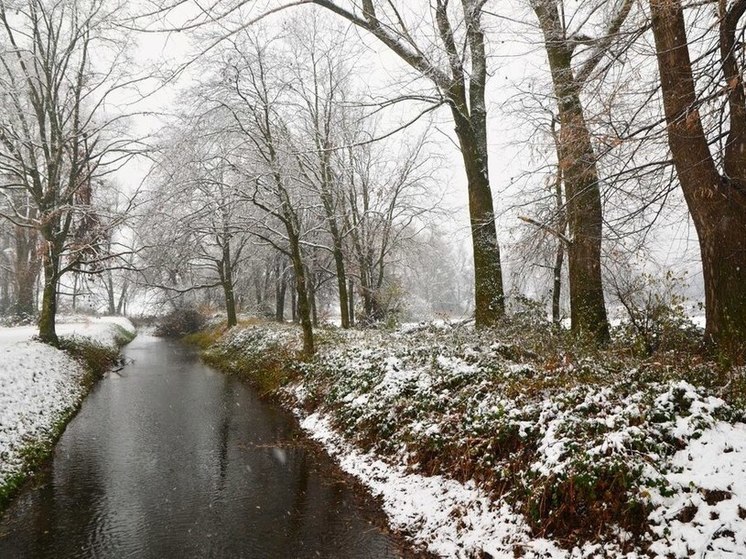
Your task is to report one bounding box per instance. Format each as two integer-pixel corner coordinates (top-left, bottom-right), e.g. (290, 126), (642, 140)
(0, 336), (402, 558)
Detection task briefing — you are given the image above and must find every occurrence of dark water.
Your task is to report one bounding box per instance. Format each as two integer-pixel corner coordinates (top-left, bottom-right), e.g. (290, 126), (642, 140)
(0, 335), (402, 558)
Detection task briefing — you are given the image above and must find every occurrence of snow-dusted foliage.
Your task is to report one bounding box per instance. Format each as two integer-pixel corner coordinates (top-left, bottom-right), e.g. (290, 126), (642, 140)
(213, 322), (746, 558)
(0, 317), (135, 498)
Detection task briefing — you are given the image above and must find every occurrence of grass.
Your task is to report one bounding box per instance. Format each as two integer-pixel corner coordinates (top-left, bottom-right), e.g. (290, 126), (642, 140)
(182, 325), (226, 349)
(198, 322), (301, 396)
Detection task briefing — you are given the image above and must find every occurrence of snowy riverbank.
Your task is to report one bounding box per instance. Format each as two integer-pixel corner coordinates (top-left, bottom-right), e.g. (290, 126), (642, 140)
(0, 316), (136, 505)
(204, 321), (746, 558)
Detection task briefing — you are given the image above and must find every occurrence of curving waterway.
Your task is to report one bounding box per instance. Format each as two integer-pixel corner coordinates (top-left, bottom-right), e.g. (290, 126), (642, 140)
(0, 335), (404, 558)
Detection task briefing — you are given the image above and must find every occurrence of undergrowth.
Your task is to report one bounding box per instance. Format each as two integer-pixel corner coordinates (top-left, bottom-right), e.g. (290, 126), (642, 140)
(197, 317), (745, 553)
(199, 322), (301, 395)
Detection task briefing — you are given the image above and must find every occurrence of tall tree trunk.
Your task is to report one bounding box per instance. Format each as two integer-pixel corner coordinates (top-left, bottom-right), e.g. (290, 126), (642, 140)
(38, 250), (59, 345)
(550, 118), (567, 327)
(309, 274), (318, 327)
(106, 270), (116, 315)
(533, 4), (610, 343)
(560, 101), (609, 343)
(116, 281), (128, 315)
(650, 0), (746, 357)
(348, 278), (355, 327)
(254, 269), (263, 310)
(222, 277), (237, 328)
(333, 245), (350, 328)
(289, 238), (314, 356)
(448, 86), (504, 329)
(290, 278), (298, 323)
(275, 264), (286, 322)
(552, 240), (564, 326)
(221, 243), (237, 328)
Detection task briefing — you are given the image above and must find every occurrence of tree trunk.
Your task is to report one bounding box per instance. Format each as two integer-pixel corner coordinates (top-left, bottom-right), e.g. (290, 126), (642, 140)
(309, 277), (318, 327)
(333, 245), (350, 328)
(275, 265), (286, 322)
(348, 278), (355, 327)
(552, 239), (564, 326)
(290, 279), (298, 323)
(289, 239), (314, 357)
(533, 6), (610, 344)
(221, 243), (237, 328)
(106, 271), (116, 315)
(449, 106), (505, 328)
(38, 251), (59, 346)
(560, 101), (609, 343)
(222, 277), (237, 328)
(650, 0), (746, 357)
(116, 281), (129, 315)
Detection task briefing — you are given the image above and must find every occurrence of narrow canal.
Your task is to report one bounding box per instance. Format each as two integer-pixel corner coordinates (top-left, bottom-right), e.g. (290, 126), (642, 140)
(0, 335), (404, 558)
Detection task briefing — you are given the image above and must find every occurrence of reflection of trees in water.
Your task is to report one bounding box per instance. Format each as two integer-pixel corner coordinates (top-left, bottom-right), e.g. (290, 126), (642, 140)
(0, 341), (400, 558)
(217, 380), (233, 488)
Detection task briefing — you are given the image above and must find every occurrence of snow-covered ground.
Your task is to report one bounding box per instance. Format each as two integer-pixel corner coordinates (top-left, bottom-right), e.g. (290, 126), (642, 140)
(209, 322), (746, 558)
(0, 316), (135, 492)
(298, 412), (746, 558)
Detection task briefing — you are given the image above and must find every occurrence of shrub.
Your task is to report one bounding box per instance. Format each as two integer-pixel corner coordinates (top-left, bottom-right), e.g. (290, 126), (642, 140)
(610, 270), (701, 356)
(154, 307), (207, 337)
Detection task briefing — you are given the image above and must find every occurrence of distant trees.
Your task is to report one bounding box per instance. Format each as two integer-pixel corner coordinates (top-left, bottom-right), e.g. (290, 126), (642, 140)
(144, 0), (506, 328)
(141, 119), (250, 328)
(136, 14), (439, 353)
(128, 0), (746, 360)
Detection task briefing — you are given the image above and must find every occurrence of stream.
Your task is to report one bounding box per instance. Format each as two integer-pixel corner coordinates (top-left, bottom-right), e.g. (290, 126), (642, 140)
(0, 335), (404, 558)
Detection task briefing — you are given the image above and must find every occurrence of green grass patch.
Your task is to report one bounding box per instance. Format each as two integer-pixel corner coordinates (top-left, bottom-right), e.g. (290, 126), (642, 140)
(183, 326), (226, 349)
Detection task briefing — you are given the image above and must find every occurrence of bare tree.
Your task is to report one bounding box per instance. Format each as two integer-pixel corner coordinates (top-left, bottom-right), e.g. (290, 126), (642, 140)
(648, 0), (746, 357)
(143, 0), (506, 327)
(140, 117), (252, 327)
(284, 13), (359, 328)
(527, 0), (637, 343)
(0, 0), (140, 343)
(205, 32), (317, 354)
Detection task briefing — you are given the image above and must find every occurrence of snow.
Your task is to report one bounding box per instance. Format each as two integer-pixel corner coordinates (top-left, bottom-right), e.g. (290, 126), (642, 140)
(0, 316), (135, 489)
(300, 412), (567, 559)
(216, 322), (746, 558)
(648, 422), (746, 558)
(299, 402), (746, 559)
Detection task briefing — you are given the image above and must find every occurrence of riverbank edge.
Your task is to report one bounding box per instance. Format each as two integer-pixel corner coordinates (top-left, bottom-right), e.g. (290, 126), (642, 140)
(185, 326), (435, 559)
(191, 320), (746, 558)
(0, 324), (137, 514)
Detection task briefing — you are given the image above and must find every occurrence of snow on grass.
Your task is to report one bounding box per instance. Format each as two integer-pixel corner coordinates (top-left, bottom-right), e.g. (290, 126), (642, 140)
(300, 412), (567, 559)
(212, 322), (746, 558)
(648, 421), (746, 558)
(0, 316), (135, 492)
